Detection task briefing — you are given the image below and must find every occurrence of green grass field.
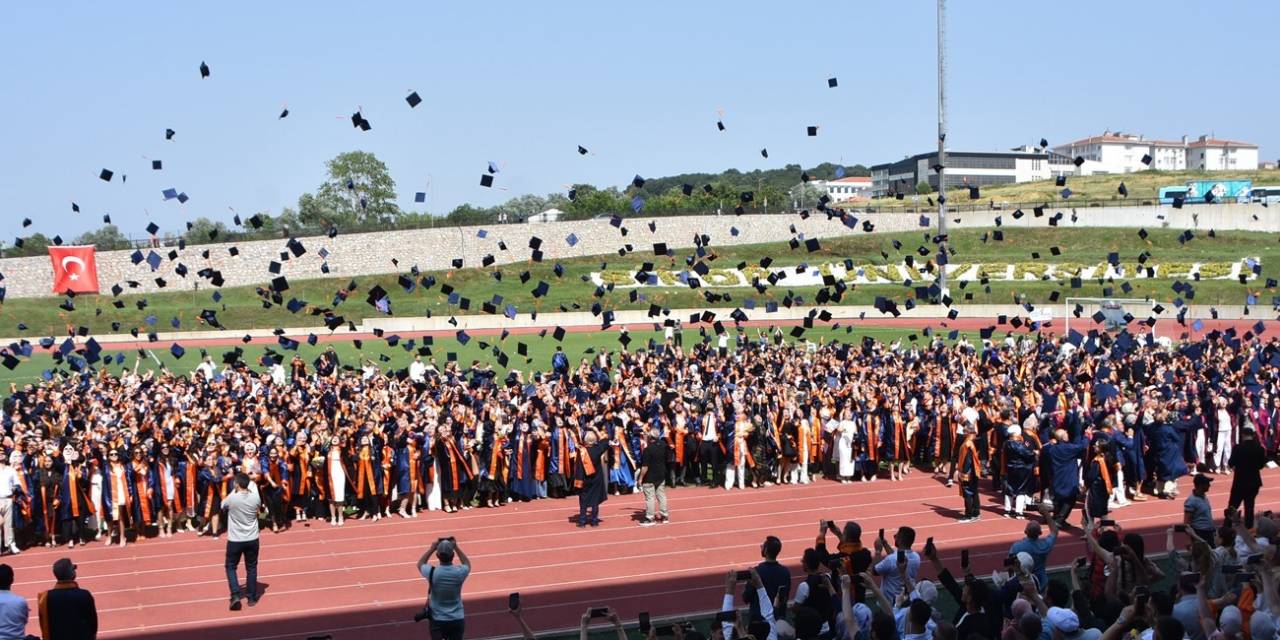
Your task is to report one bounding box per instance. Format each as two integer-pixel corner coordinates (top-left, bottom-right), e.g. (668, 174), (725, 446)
(1, 227), (1275, 339)
(868, 168), (1280, 208)
(1, 326), (976, 390)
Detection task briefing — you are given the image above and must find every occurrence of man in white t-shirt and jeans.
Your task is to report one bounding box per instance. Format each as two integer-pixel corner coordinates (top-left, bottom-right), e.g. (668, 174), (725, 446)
(417, 536), (471, 640)
(221, 472), (263, 611)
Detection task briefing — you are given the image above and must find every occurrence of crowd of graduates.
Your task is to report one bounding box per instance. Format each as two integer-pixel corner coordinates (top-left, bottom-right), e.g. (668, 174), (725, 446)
(1, 323), (1277, 553)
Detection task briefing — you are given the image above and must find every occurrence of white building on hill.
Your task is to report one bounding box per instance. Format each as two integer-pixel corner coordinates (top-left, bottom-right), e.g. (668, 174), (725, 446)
(1051, 131), (1258, 174)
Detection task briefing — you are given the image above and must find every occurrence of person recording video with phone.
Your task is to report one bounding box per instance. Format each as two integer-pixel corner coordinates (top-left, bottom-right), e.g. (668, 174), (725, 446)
(416, 536), (471, 640)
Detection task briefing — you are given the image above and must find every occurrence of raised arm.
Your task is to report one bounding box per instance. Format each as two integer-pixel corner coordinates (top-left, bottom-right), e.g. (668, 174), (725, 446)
(607, 609), (627, 640)
(750, 568), (778, 640)
(509, 604), (537, 640)
(840, 574), (860, 640)
(860, 572), (893, 616)
(416, 541), (438, 572)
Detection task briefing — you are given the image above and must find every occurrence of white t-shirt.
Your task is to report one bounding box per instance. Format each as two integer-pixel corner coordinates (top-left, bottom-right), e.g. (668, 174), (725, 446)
(874, 550), (921, 603)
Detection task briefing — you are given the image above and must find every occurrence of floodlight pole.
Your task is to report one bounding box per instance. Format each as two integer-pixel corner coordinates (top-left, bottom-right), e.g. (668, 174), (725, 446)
(936, 0), (949, 300)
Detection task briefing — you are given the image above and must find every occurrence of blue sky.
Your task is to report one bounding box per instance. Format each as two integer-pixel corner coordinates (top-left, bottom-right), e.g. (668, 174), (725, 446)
(2, 0), (1275, 241)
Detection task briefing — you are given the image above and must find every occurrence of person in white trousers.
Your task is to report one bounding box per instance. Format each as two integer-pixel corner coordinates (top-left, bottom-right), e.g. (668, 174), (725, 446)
(1213, 395), (1235, 474)
(0, 457), (21, 555)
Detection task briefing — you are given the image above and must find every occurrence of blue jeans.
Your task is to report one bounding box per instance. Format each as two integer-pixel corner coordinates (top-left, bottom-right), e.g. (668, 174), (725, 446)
(226, 539), (260, 599)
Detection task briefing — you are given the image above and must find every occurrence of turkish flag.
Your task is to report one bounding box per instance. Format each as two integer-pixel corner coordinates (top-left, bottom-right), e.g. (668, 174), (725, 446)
(49, 245), (100, 293)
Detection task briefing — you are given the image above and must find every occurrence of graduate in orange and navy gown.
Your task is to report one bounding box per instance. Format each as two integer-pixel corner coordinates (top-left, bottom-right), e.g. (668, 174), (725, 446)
(956, 427), (983, 523)
(57, 447), (92, 548)
(509, 422), (546, 502)
(546, 418), (576, 499)
(289, 432), (317, 521)
(432, 424), (473, 513)
(350, 434), (382, 520)
(261, 445), (291, 532)
(128, 447), (160, 540)
(574, 429), (610, 527)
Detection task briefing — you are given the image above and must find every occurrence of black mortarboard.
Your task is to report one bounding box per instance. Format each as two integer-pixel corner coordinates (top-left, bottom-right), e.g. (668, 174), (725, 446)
(152, 160), (162, 170)
(807, 126), (818, 136)
(199, 61), (210, 78)
(165, 128), (176, 140)
(1073, 156), (1085, 167)
(406, 91), (422, 108)
(716, 120), (725, 131)
(99, 168), (113, 182)
(1141, 154), (1153, 166)
(968, 186), (979, 200)
(146, 221), (160, 235)
(1055, 175), (1066, 187)
(760, 148), (768, 158)
(577, 145), (588, 155)
(552, 326), (565, 341)
(480, 174), (493, 188)
(1118, 182), (1128, 197)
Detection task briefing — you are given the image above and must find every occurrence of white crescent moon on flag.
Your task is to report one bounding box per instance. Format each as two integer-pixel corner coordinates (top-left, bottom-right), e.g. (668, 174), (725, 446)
(60, 256), (86, 272)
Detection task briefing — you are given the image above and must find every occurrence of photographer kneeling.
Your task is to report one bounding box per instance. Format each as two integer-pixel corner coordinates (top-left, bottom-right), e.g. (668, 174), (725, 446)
(416, 536), (472, 640)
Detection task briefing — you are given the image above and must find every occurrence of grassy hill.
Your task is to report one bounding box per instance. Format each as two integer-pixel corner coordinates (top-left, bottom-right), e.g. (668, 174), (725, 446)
(870, 169), (1280, 209)
(1, 227), (1275, 339)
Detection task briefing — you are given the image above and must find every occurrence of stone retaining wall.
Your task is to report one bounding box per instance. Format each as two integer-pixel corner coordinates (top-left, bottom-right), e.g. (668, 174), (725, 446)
(1, 204), (1273, 299)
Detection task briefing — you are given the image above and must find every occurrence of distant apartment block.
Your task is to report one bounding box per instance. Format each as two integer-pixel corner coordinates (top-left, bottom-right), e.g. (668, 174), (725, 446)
(1051, 131), (1259, 174)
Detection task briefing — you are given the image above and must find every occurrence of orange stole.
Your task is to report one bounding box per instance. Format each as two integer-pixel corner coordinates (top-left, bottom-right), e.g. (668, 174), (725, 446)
(573, 447), (597, 488)
(958, 439), (981, 480)
(354, 447), (376, 498)
(1091, 455), (1113, 493)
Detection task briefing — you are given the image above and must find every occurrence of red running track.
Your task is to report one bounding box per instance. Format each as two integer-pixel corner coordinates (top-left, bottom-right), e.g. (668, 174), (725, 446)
(10, 469), (1280, 640)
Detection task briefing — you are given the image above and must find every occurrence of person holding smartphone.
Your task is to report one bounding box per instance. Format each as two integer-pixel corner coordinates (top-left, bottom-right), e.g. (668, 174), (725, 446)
(871, 526), (920, 604)
(416, 537), (471, 640)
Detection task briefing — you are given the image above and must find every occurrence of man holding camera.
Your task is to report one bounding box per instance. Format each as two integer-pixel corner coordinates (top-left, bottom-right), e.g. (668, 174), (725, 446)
(417, 536), (471, 640)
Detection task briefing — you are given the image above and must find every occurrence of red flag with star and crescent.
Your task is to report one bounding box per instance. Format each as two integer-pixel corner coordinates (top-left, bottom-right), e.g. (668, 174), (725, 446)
(49, 245), (100, 293)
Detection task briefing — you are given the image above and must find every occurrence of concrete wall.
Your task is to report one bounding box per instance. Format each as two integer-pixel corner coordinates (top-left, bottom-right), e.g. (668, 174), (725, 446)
(1, 204), (1274, 300)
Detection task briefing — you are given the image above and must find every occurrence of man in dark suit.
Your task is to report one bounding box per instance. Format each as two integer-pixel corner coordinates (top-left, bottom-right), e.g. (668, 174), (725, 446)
(1227, 426), (1267, 529)
(38, 557), (97, 640)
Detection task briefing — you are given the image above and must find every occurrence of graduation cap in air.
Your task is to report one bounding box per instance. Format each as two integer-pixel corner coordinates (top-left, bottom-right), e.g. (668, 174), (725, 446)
(99, 169), (114, 182)
(1141, 154), (1153, 166)
(199, 61), (210, 78)
(152, 160), (162, 170)
(350, 110), (371, 131)
(279, 107), (289, 119)
(827, 77), (838, 88)
(480, 174), (494, 188)
(1055, 175), (1066, 187)
(806, 126), (818, 136)
(968, 186), (979, 200)
(577, 145), (589, 155)
(1118, 182), (1128, 198)
(165, 128), (176, 140)
(760, 148), (768, 159)
(406, 91), (422, 108)
(716, 120), (725, 131)
(1073, 156), (1085, 167)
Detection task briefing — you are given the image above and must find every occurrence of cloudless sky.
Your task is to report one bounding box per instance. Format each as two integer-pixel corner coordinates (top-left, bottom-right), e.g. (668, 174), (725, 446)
(2, 0), (1276, 242)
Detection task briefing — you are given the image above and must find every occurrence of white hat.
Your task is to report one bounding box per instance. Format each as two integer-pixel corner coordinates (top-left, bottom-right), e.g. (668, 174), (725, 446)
(911, 580), (938, 605)
(1006, 425), (1019, 437)
(1016, 552), (1034, 574)
(1220, 605), (1243, 634)
(1047, 607), (1080, 633)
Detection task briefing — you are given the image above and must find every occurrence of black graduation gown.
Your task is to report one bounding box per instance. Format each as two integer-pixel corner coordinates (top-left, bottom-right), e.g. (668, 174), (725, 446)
(575, 441), (610, 509)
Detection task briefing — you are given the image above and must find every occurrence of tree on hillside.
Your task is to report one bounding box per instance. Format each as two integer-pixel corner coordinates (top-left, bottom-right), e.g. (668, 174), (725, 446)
(182, 217), (232, 243)
(5, 233), (51, 258)
(445, 203), (493, 226)
(304, 151), (401, 228)
(73, 224), (132, 250)
(564, 185), (628, 218)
